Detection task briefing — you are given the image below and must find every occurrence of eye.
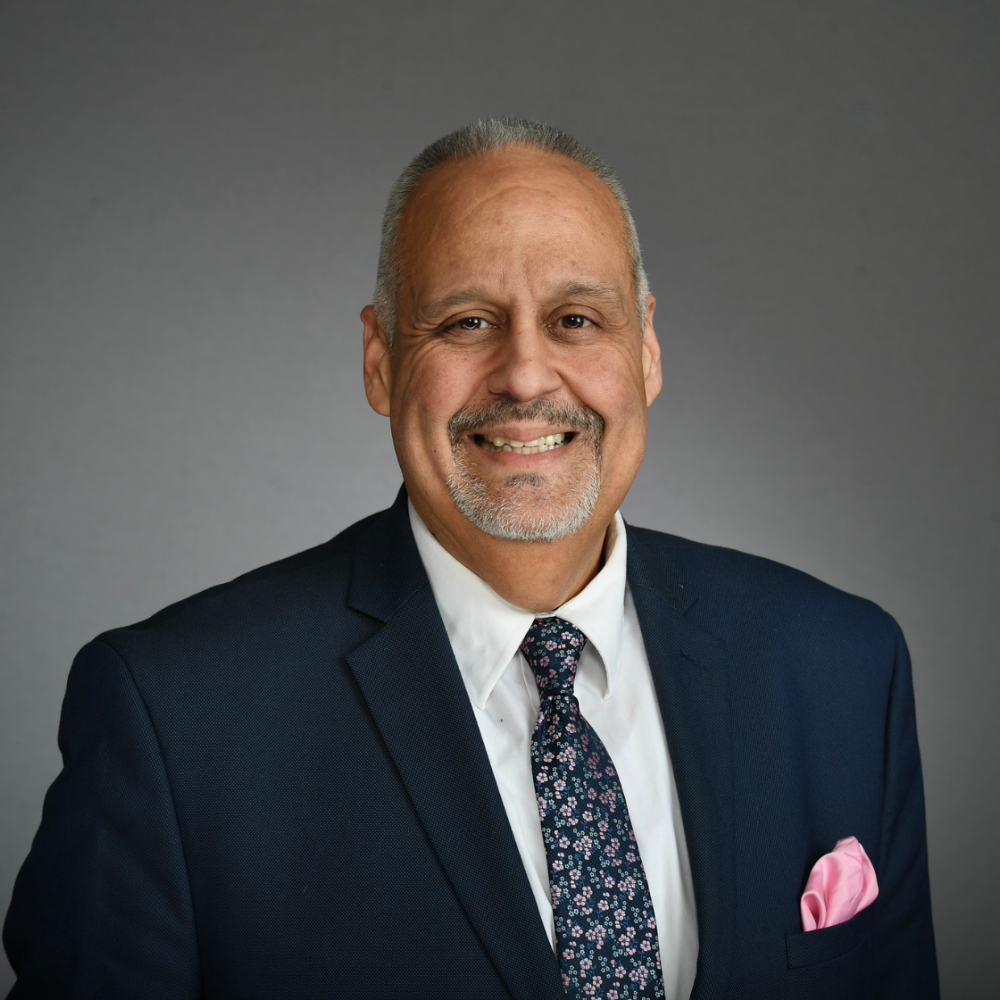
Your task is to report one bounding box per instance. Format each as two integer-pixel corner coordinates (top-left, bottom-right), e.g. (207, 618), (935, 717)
(558, 314), (594, 329)
(449, 316), (491, 332)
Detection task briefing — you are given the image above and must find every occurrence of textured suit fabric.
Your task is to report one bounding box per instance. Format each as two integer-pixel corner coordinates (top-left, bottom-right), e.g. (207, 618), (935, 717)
(3, 487), (938, 998)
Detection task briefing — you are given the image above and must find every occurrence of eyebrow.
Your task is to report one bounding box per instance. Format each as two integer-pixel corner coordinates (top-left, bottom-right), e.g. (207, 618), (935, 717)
(421, 287), (490, 317)
(421, 281), (625, 318)
(552, 281), (624, 305)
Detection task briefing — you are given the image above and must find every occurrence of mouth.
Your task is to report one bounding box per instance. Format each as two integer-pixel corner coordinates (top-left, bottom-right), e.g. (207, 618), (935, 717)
(473, 432), (573, 455)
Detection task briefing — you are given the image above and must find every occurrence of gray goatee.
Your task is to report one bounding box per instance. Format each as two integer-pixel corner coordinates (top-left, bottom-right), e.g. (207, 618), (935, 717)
(446, 399), (604, 542)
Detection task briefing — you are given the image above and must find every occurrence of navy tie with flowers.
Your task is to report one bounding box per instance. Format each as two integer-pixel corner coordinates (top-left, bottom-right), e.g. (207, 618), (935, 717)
(521, 617), (665, 999)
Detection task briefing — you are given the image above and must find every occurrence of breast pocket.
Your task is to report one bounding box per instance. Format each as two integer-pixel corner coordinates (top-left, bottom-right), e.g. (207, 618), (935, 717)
(785, 903), (875, 969)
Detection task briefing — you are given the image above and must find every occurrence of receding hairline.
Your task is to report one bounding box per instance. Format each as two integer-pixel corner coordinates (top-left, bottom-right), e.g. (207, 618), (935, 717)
(393, 143), (635, 264)
(405, 140), (625, 202)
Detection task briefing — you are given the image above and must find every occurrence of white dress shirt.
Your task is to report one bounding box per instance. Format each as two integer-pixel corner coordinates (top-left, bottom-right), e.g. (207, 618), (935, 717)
(409, 502), (699, 1000)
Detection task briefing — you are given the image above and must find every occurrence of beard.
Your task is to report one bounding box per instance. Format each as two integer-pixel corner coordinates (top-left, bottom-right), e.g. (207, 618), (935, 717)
(445, 398), (605, 542)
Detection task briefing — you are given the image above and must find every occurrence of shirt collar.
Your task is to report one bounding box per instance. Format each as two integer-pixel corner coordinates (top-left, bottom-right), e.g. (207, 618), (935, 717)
(408, 501), (628, 709)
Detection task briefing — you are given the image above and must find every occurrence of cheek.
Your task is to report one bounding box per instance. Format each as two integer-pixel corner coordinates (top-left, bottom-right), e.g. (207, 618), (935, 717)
(572, 355), (648, 432)
(393, 353), (483, 452)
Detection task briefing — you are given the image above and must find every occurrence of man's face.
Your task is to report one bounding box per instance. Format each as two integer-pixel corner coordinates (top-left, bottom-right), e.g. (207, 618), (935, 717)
(363, 146), (661, 553)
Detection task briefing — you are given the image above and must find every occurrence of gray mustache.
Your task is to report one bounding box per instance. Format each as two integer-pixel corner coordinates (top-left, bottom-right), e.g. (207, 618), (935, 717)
(447, 399), (605, 448)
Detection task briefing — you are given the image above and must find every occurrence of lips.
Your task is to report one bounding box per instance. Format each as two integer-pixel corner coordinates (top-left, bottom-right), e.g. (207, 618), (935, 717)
(448, 399), (604, 455)
(474, 432), (571, 454)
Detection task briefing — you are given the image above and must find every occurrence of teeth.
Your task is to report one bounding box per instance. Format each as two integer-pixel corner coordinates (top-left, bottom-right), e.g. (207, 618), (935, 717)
(478, 432), (569, 454)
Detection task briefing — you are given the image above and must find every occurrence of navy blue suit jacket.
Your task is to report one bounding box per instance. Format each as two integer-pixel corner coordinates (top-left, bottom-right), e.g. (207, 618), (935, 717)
(4, 489), (938, 998)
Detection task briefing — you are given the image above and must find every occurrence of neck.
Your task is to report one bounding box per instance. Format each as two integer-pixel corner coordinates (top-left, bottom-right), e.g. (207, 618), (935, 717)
(411, 496), (616, 612)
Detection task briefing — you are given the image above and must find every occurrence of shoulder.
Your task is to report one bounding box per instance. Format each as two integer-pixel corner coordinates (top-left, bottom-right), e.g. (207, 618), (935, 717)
(625, 522), (901, 662)
(89, 505), (394, 686)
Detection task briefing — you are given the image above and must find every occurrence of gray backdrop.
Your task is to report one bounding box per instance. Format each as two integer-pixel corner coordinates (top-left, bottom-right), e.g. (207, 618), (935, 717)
(2, 1), (997, 995)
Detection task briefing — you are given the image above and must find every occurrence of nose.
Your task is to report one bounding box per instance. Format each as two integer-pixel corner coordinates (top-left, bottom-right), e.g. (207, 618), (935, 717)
(485, 319), (563, 402)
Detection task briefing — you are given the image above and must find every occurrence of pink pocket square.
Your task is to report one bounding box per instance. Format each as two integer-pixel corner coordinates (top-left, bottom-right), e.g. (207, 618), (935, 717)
(800, 836), (879, 932)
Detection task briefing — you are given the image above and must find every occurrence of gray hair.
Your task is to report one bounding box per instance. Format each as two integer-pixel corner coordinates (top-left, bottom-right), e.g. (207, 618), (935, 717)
(373, 117), (650, 342)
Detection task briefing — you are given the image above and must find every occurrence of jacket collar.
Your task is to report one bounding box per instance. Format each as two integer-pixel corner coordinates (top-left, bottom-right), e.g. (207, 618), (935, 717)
(626, 522), (738, 999)
(346, 487), (564, 1000)
(345, 486), (428, 624)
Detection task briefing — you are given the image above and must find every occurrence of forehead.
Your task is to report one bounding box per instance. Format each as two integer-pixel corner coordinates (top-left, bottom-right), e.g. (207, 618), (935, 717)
(396, 147), (632, 281)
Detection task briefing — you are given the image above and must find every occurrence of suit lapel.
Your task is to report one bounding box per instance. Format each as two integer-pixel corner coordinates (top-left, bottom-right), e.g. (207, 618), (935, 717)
(626, 526), (738, 1000)
(346, 490), (563, 1000)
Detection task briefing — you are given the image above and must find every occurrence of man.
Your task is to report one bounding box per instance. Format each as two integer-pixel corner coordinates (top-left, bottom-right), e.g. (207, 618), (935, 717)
(4, 119), (937, 998)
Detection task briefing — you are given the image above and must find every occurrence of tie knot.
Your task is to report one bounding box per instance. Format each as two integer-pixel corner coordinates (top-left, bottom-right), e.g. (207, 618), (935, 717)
(520, 616), (587, 696)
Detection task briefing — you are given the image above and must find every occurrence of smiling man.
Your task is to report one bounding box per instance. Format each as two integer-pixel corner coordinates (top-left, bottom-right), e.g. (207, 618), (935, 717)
(5, 120), (937, 999)
(362, 134), (661, 612)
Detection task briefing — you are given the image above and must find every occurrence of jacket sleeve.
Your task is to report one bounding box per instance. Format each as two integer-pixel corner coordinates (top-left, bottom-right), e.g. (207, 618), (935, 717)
(3, 640), (200, 998)
(870, 618), (939, 998)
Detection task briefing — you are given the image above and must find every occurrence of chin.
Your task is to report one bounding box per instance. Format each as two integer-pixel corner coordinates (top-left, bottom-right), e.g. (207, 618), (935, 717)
(447, 471), (602, 543)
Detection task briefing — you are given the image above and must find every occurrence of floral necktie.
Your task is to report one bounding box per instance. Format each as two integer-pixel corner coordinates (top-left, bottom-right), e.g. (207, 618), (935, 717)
(521, 617), (665, 999)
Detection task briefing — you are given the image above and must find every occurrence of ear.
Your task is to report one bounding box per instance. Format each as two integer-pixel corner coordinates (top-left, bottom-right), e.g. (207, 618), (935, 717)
(361, 304), (392, 417)
(640, 295), (662, 406)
